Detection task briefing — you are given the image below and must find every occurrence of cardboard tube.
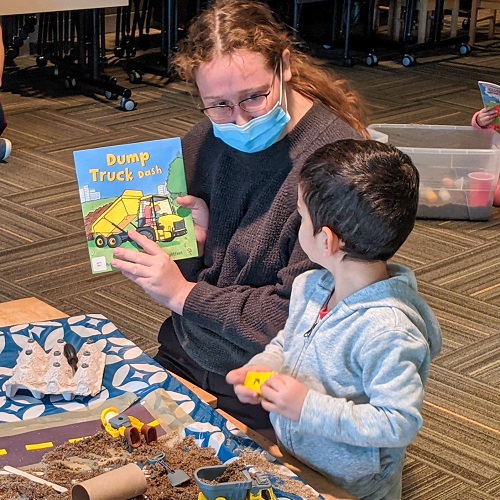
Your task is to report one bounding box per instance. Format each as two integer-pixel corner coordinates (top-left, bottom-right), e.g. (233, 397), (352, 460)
(71, 463), (147, 500)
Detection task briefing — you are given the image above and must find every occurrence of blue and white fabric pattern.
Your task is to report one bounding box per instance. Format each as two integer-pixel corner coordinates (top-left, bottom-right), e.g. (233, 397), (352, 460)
(0, 314), (321, 500)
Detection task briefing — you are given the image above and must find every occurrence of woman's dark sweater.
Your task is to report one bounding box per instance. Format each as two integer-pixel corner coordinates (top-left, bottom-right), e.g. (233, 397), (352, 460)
(171, 102), (360, 374)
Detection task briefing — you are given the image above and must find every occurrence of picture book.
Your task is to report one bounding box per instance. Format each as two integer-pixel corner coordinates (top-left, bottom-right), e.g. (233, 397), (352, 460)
(73, 138), (198, 274)
(478, 81), (500, 130)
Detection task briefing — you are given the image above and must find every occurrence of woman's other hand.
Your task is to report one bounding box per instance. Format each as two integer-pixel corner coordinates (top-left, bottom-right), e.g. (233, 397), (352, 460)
(111, 230), (195, 314)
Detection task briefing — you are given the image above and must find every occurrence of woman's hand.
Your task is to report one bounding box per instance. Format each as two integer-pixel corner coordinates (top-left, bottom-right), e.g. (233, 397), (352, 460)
(476, 107), (498, 128)
(111, 230), (195, 314)
(260, 373), (309, 422)
(226, 365), (273, 405)
(177, 195), (209, 255)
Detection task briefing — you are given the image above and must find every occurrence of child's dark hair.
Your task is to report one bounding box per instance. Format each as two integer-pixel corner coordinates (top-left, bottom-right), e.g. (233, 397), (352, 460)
(299, 139), (419, 261)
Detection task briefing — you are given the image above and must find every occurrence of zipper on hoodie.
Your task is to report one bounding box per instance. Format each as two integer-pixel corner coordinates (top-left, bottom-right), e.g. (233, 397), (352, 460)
(304, 289), (334, 337)
(303, 316), (320, 337)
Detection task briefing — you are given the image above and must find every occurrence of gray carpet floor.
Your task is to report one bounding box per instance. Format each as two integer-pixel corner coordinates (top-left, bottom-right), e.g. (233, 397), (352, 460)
(0, 23), (499, 499)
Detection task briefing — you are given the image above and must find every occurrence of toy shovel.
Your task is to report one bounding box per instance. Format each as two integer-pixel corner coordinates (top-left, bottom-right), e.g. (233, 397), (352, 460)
(147, 452), (190, 487)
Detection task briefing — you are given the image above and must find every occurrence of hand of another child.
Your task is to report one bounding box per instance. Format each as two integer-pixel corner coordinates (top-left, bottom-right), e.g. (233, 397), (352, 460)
(476, 107), (498, 128)
(226, 365), (272, 405)
(260, 373), (309, 422)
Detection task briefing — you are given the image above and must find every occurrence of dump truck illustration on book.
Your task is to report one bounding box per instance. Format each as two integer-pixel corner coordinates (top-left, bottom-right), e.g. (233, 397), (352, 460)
(91, 190), (186, 248)
(73, 138), (198, 274)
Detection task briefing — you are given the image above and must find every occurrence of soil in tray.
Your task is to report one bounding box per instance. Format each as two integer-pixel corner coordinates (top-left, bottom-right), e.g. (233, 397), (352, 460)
(417, 203), (491, 220)
(0, 431), (321, 500)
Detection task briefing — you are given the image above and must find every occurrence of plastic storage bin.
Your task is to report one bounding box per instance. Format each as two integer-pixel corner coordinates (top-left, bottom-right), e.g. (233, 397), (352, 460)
(368, 124), (500, 220)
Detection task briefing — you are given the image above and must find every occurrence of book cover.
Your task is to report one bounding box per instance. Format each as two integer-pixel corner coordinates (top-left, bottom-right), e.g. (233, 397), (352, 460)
(478, 81), (500, 130)
(73, 138), (198, 274)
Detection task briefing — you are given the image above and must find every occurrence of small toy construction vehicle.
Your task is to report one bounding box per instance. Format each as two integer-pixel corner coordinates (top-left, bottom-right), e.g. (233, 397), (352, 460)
(195, 465), (276, 500)
(101, 407), (157, 449)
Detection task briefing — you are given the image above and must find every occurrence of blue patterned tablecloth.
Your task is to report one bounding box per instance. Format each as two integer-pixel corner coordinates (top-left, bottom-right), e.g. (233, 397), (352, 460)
(0, 314), (322, 500)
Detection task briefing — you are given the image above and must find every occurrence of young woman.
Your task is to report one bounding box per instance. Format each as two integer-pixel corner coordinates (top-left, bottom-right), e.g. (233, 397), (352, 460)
(111, 0), (367, 435)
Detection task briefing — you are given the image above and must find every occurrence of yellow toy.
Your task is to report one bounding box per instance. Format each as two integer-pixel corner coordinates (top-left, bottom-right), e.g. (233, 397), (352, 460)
(101, 407), (157, 449)
(243, 371), (276, 396)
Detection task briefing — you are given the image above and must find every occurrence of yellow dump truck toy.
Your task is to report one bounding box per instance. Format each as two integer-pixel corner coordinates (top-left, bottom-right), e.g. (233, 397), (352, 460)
(195, 465), (276, 500)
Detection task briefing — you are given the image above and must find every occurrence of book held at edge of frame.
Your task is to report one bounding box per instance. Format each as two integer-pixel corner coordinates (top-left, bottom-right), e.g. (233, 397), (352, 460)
(478, 81), (500, 131)
(73, 138), (198, 274)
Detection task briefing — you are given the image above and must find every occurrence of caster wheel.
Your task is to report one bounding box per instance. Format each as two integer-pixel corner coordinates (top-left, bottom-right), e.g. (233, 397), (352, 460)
(458, 43), (471, 56)
(105, 90), (119, 100)
(126, 47), (137, 58)
(129, 70), (142, 84)
(123, 38), (136, 58)
(6, 47), (19, 60)
(53, 66), (60, 77)
(100, 56), (109, 67)
(343, 57), (354, 68)
(123, 88), (132, 99)
(114, 46), (125, 58)
(365, 53), (378, 67)
(64, 77), (77, 89)
(36, 55), (48, 67)
(120, 98), (137, 111)
(402, 54), (416, 67)
(462, 18), (470, 30)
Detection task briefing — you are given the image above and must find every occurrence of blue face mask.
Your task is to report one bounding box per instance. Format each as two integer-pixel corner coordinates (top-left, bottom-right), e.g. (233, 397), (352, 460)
(211, 63), (291, 154)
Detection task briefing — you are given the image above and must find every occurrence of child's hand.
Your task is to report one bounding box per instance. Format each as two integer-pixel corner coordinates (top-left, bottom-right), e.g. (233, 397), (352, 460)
(476, 107), (498, 128)
(260, 373), (309, 422)
(226, 365), (272, 405)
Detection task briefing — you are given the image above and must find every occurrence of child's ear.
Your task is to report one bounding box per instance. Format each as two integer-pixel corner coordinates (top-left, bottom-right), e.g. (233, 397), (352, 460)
(321, 227), (340, 256)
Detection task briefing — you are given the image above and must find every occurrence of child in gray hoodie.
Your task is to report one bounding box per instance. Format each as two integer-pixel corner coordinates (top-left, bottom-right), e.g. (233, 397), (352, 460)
(227, 139), (442, 499)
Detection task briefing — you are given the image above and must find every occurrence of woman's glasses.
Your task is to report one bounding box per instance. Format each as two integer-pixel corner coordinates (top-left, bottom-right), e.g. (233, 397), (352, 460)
(200, 73), (276, 122)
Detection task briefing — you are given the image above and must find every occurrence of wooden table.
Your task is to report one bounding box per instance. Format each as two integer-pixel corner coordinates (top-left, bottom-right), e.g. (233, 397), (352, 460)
(0, 1), (128, 16)
(0, 298), (354, 499)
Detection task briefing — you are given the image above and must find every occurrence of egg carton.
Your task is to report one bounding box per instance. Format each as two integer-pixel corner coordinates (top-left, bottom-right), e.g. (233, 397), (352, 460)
(5, 338), (106, 401)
